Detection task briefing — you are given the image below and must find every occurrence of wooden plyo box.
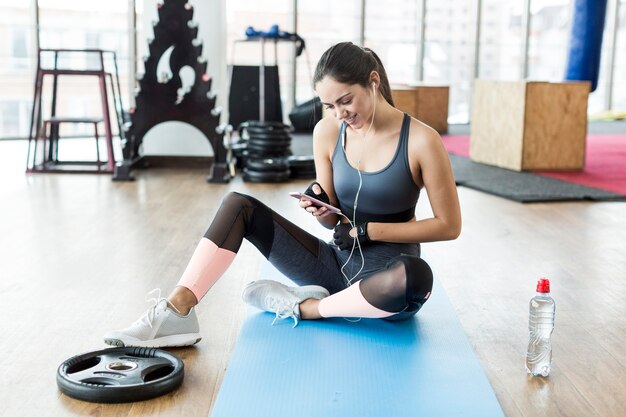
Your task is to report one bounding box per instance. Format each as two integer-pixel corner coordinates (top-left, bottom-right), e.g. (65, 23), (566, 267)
(470, 80), (591, 171)
(391, 85), (449, 133)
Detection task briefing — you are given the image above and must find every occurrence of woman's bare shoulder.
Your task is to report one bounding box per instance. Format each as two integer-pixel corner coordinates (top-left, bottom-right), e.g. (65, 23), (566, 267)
(313, 116), (341, 143)
(407, 116), (443, 151)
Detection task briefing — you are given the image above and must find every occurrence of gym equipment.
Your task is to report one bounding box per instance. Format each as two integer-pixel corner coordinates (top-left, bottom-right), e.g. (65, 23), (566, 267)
(243, 168), (291, 183)
(228, 27), (305, 128)
(244, 25), (306, 57)
(56, 347), (184, 403)
(113, 0), (230, 183)
(26, 49), (124, 174)
(245, 158), (290, 172)
(288, 97), (322, 132)
(210, 263), (505, 417)
(287, 155), (316, 179)
(238, 121), (293, 182)
(228, 65), (283, 129)
(564, 0), (608, 92)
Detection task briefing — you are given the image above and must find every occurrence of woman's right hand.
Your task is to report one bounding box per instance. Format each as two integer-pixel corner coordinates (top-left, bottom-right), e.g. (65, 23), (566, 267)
(300, 182), (333, 218)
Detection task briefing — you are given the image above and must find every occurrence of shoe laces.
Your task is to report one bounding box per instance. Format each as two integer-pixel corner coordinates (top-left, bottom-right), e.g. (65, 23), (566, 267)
(140, 288), (180, 328)
(266, 296), (299, 328)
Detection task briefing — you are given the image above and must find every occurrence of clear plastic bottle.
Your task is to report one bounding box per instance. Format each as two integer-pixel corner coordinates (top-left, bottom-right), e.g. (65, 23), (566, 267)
(525, 278), (555, 377)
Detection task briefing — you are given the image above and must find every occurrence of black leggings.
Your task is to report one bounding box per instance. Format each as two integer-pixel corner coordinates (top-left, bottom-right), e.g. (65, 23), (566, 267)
(205, 192), (433, 320)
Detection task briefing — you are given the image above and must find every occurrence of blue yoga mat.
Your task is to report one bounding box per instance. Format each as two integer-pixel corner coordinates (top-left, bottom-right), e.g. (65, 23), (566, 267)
(211, 263), (505, 417)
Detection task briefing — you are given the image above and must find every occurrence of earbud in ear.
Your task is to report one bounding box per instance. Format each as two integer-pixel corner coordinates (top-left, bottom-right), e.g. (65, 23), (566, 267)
(372, 83), (376, 94)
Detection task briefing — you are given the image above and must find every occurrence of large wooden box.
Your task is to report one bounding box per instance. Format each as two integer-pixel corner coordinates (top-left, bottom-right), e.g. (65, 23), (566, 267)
(470, 80), (590, 171)
(391, 85), (449, 133)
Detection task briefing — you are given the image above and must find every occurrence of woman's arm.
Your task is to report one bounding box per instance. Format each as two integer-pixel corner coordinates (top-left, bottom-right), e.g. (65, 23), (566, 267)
(306, 117), (342, 229)
(368, 121), (461, 243)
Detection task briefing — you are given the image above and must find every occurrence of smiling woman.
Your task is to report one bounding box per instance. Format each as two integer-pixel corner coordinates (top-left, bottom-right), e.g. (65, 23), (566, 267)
(104, 41), (460, 350)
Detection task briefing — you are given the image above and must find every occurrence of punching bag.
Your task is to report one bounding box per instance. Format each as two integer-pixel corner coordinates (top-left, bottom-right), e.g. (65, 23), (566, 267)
(564, 0), (608, 92)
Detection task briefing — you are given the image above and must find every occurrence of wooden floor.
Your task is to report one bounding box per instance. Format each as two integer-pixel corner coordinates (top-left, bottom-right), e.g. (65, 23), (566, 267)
(1, 139), (625, 417)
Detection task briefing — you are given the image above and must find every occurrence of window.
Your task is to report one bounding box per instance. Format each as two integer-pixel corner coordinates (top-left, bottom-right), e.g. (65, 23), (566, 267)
(527, 1), (571, 81)
(0, 102), (21, 137)
(1, 0), (624, 141)
(223, 0), (362, 115)
(11, 28), (29, 69)
(0, 2), (34, 139)
(478, 0), (524, 81)
(37, 0), (130, 137)
(223, 0), (295, 118)
(613, 0), (626, 110)
(294, 0), (361, 104)
(424, 0), (478, 123)
(364, 0), (420, 84)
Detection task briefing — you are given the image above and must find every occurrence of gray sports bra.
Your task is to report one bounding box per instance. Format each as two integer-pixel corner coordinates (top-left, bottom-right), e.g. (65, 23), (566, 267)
(332, 113), (420, 223)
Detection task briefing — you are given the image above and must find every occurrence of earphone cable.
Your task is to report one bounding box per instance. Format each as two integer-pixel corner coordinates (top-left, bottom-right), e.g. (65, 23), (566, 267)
(339, 86), (377, 288)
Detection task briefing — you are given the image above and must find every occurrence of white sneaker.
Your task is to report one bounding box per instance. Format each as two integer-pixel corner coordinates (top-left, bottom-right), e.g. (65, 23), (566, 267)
(104, 289), (202, 348)
(242, 280), (330, 327)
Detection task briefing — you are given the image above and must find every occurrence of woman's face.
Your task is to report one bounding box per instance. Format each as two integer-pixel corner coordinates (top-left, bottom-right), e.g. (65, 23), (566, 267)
(315, 76), (374, 129)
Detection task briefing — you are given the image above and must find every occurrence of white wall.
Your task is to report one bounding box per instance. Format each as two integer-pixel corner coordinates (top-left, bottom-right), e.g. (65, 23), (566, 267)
(140, 0), (226, 156)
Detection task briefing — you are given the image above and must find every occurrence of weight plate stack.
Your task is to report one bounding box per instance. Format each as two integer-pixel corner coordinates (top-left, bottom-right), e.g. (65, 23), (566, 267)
(287, 155), (316, 179)
(238, 120), (293, 182)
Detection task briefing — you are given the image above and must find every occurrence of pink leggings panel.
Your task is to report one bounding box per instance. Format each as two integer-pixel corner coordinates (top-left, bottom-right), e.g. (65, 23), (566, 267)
(318, 280), (395, 319)
(177, 238), (236, 302)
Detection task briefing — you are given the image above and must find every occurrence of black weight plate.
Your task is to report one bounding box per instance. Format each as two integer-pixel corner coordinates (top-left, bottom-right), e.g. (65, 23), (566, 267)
(287, 155), (315, 168)
(245, 158), (290, 172)
(245, 127), (292, 137)
(290, 170), (317, 179)
(290, 166), (316, 176)
(243, 168), (291, 183)
(248, 131), (292, 141)
(246, 144), (291, 154)
(57, 347), (184, 403)
(248, 137), (292, 147)
(242, 149), (291, 158)
(241, 120), (292, 130)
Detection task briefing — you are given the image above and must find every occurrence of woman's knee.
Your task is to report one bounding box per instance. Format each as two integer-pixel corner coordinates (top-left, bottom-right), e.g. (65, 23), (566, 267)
(384, 255), (433, 311)
(221, 191), (253, 209)
(205, 191), (274, 255)
(394, 255), (433, 300)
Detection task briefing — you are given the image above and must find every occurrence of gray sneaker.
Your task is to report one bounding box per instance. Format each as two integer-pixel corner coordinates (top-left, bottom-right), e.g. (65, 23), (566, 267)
(104, 290), (201, 348)
(242, 280), (330, 327)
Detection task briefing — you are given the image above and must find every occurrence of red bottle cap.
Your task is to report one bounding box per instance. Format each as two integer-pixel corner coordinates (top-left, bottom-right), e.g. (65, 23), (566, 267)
(536, 278), (550, 293)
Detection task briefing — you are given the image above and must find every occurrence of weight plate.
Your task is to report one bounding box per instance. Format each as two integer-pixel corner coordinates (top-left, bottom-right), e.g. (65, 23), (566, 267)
(289, 171), (317, 179)
(287, 155), (315, 167)
(242, 149), (291, 159)
(248, 142), (291, 153)
(245, 158), (290, 172)
(57, 347), (184, 403)
(246, 128), (292, 138)
(243, 168), (291, 183)
(248, 137), (292, 147)
(241, 120), (292, 130)
(248, 132), (292, 141)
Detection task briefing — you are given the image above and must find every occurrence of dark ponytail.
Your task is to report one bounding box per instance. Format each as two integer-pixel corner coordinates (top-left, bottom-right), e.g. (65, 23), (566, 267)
(313, 42), (395, 106)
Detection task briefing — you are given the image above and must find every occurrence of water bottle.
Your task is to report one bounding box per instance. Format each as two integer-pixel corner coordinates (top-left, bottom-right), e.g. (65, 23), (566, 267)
(525, 278), (555, 377)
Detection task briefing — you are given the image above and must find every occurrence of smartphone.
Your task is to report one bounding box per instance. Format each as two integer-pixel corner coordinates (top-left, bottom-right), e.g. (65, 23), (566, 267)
(289, 192), (342, 214)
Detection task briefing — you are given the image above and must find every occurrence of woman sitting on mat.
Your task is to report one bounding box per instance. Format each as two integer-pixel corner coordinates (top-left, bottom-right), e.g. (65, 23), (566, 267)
(104, 42), (461, 348)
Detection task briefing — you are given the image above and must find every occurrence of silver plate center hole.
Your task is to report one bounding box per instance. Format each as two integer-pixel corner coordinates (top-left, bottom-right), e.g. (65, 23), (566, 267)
(106, 361), (138, 372)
